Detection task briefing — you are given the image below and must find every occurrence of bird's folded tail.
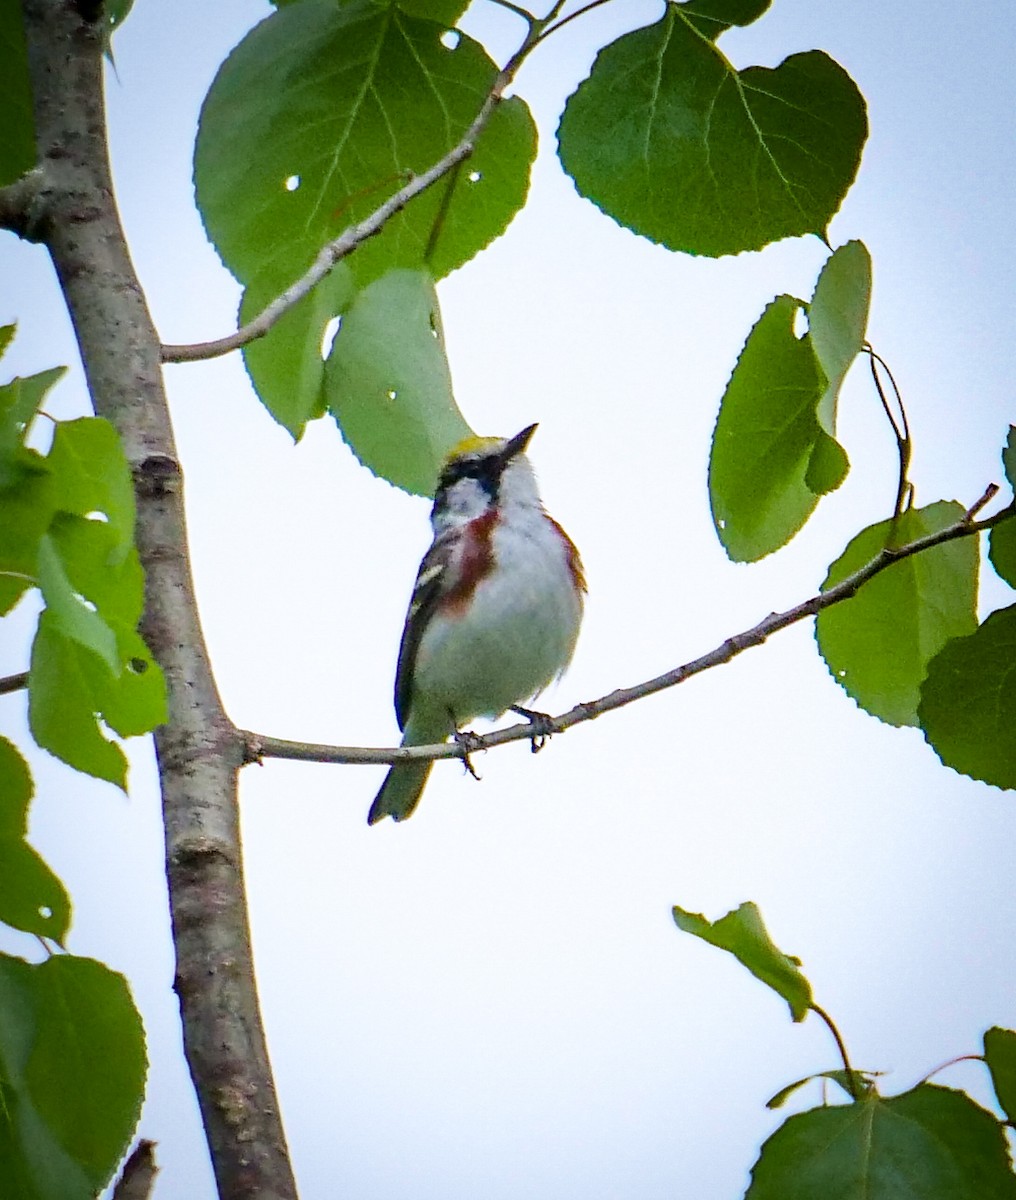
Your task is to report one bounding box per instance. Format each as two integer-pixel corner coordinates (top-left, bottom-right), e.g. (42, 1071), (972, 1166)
(368, 758), (434, 824)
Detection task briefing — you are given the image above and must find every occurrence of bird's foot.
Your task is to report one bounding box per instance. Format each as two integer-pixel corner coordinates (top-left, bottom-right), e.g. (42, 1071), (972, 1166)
(510, 705), (557, 754)
(453, 728), (484, 780)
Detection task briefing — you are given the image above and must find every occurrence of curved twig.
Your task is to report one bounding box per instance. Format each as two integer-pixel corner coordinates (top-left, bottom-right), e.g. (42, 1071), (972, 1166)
(242, 487), (1013, 769)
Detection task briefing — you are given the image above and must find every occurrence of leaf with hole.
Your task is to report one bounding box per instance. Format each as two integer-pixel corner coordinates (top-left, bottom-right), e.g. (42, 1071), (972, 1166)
(0, 738), (70, 943)
(918, 604), (1016, 790)
(817, 502), (979, 726)
(709, 296), (825, 561)
(195, 0), (535, 292)
(557, 6), (867, 257)
(46, 418), (135, 561)
(325, 267), (472, 496)
(673, 901), (812, 1021)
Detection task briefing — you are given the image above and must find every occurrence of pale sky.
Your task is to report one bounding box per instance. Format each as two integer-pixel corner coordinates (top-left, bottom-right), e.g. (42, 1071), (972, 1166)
(1, 2), (1014, 1198)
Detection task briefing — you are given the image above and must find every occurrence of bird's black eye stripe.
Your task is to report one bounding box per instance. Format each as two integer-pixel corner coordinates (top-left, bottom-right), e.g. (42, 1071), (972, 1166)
(439, 456), (497, 491)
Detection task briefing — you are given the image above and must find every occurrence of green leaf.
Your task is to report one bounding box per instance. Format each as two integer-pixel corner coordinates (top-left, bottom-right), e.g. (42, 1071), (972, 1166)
(747, 1085), (1016, 1200)
(0, 367), (66, 488)
(817, 502), (979, 727)
(808, 240), (871, 437)
(679, 0), (772, 38)
(324, 267), (472, 495)
(918, 603), (1016, 790)
(0, 954), (146, 1197)
(0, 738), (70, 943)
(0, 0), (37, 186)
(984, 1027), (1016, 1125)
(0, 471), (55, 614)
(394, 0), (470, 24)
(805, 427), (850, 496)
(25, 957), (146, 1184)
(240, 262), (353, 439)
(46, 418), (135, 561)
(556, 7), (867, 257)
(673, 901), (812, 1022)
(988, 429), (1016, 587)
(99, 626), (167, 738)
(767, 1069), (879, 1110)
(990, 517), (1016, 588)
(195, 0), (536, 292)
(36, 532), (120, 674)
(1003, 425), (1016, 492)
(36, 515), (167, 736)
(709, 296), (824, 561)
(28, 613), (126, 789)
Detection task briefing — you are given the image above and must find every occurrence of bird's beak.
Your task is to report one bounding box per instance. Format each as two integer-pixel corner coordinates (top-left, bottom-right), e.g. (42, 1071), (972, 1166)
(501, 423), (538, 463)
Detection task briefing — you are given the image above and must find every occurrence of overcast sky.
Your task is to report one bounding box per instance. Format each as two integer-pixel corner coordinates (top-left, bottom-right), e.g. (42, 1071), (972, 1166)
(1, 2), (1015, 1198)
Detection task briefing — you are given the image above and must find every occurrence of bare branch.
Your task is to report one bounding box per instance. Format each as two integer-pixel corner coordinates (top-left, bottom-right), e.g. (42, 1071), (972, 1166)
(112, 1140), (158, 1200)
(242, 491), (1014, 769)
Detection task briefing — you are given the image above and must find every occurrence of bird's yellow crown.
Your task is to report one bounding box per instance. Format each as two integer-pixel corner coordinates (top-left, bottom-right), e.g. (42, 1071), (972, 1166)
(445, 434), (504, 461)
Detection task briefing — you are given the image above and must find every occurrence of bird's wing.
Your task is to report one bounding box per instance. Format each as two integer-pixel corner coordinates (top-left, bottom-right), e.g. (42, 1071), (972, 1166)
(393, 534), (453, 731)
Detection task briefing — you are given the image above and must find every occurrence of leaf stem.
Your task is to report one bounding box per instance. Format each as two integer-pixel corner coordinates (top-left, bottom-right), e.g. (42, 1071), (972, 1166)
(810, 1003), (858, 1099)
(866, 346), (912, 519)
(914, 1053), (985, 1087)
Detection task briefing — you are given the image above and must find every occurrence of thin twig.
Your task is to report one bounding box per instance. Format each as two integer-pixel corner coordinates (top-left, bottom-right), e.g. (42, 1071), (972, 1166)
(0, 671), (29, 696)
(810, 1003), (859, 1099)
(242, 488), (1013, 769)
(914, 1053), (984, 1088)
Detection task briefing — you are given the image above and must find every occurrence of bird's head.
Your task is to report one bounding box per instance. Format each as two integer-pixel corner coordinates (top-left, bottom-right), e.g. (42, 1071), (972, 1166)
(432, 423), (540, 528)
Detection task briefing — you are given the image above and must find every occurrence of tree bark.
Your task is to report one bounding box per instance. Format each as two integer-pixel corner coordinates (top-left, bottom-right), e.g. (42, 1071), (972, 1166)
(18, 2), (298, 1196)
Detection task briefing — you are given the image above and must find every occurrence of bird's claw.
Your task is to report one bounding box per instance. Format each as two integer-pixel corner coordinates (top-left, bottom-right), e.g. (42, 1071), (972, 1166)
(453, 728), (484, 780)
(510, 705), (557, 754)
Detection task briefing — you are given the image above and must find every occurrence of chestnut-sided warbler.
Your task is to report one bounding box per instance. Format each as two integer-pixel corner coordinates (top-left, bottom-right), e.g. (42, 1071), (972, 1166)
(369, 424), (585, 824)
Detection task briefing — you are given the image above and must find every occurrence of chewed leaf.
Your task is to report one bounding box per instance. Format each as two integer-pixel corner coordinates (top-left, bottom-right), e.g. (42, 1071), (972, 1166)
(325, 268), (472, 496)
(195, 1), (535, 291)
(673, 901), (812, 1021)
(709, 296), (824, 561)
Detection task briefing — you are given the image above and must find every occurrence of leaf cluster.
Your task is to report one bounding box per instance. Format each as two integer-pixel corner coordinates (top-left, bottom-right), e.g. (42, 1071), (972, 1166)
(0, 328), (156, 1195)
(675, 901), (1016, 1199)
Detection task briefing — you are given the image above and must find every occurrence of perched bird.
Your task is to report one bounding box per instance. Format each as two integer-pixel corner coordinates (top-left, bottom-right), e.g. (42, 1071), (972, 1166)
(369, 424), (585, 824)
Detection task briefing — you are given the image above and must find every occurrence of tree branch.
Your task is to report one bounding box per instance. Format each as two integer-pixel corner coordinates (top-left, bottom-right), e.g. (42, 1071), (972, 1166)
(0, 671), (28, 696)
(242, 489), (1013, 769)
(20, 2), (296, 1197)
(160, 81), (508, 364)
(0, 169), (44, 238)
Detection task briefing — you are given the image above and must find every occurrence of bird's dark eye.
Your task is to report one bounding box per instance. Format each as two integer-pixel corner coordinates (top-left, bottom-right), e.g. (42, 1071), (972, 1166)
(440, 457), (492, 490)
